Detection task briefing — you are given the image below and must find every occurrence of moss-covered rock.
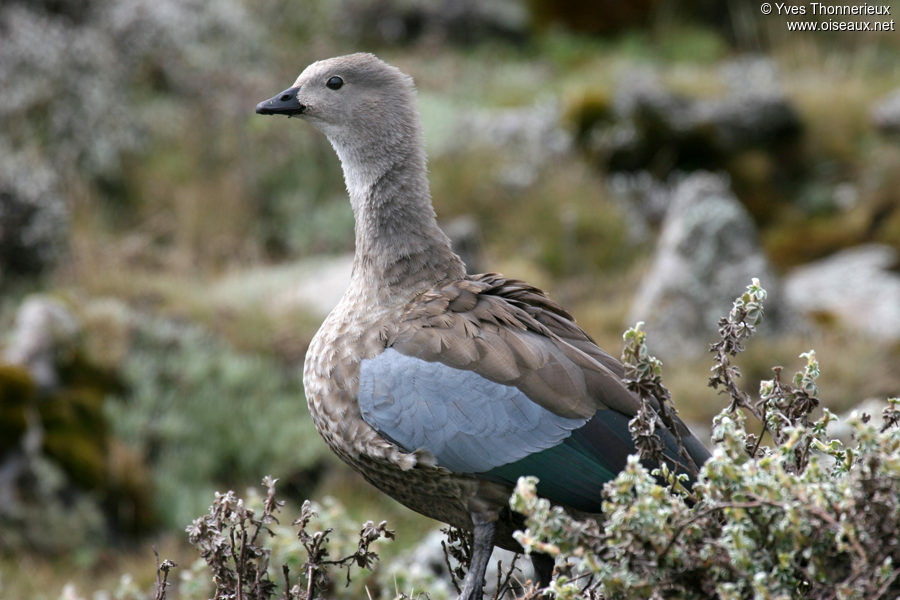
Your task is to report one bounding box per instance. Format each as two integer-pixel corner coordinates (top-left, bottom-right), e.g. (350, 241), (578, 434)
(0, 297), (152, 552)
(562, 88), (614, 143)
(0, 364), (34, 456)
(627, 173), (790, 359)
(572, 73), (802, 181)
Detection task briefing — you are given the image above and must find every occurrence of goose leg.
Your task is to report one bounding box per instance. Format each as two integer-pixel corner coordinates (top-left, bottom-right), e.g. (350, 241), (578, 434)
(531, 552), (554, 588)
(458, 513), (496, 600)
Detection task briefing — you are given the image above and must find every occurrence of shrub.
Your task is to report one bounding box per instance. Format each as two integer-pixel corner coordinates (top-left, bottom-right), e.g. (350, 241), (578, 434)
(180, 477), (396, 600)
(106, 312), (327, 530)
(511, 280), (899, 599)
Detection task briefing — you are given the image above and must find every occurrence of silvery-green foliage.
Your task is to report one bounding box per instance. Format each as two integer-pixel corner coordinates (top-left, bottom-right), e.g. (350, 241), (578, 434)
(513, 403), (899, 599)
(105, 313), (324, 530)
(512, 280), (900, 599)
(0, 0), (262, 276)
(0, 0), (260, 177)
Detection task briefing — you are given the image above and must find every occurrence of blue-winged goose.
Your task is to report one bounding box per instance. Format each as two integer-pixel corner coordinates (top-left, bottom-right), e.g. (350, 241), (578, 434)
(256, 53), (710, 600)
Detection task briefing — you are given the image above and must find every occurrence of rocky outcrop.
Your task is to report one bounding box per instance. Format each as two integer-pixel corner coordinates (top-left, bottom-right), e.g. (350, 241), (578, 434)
(628, 172), (786, 358)
(3, 295), (78, 390)
(263, 255), (355, 318)
(827, 398), (893, 441)
(0, 295), (140, 553)
(784, 244), (900, 341)
(872, 89), (900, 136)
(217, 218), (483, 319)
(578, 60), (802, 177)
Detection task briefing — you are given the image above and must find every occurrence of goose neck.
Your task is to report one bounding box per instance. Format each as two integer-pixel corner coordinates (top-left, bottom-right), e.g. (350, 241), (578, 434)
(336, 141), (464, 303)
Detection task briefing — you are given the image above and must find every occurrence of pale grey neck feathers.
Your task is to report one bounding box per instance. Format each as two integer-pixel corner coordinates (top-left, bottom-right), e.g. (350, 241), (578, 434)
(329, 104), (464, 304)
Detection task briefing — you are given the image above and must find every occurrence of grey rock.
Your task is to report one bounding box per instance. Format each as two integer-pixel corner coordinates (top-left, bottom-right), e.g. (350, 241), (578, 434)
(3, 295), (78, 391)
(591, 62), (801, 175)
(0, 294), (108, 554)
(872, 88), (900, 136)
(690, 93), (800, 153)
(206, 255), (354, 319)
(213, 216), (481, 320)
(611, 71), (689, 123)
(263, 255), (355, 318)
(784, 244), (900, 341)
(719, 56), (782, 96)
(628, 172), (784, 358)
(827, 398), (891, 442)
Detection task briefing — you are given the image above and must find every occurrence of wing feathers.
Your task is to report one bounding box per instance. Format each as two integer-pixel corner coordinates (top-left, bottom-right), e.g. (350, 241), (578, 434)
(359, 349), (588, 473)
(473, 331), (520, 381)
(392, 278), (619, 420)
(360, 273), (710, 497)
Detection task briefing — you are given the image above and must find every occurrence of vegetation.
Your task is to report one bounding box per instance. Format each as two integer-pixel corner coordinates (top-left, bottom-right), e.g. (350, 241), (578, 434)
(512, 281), (900, 599)
(134, 281), (897, 599)
(1, 0), (898, 597)
(105, 311), (328, 530)
(184, 476), (395, 600)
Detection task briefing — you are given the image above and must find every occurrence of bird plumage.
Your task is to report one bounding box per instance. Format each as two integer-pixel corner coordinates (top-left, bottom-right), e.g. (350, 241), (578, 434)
(256, 53), (710, 600)
(358, 273), (709, 514)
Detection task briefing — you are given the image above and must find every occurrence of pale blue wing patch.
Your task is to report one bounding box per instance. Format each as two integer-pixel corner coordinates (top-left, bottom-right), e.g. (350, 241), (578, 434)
(358, 348), (588, 473)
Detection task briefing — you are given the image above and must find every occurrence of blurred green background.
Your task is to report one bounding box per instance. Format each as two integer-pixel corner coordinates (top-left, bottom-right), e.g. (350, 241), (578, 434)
(1, 0), (898, 597)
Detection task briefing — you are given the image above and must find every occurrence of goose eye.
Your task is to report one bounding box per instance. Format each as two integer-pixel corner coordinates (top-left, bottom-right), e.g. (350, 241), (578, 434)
(326, 76), (343, 90)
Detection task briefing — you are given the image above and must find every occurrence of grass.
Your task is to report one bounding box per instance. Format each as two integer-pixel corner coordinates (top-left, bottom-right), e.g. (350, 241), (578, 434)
(0, 536), (188, 600)
(60, 258), (323, 361)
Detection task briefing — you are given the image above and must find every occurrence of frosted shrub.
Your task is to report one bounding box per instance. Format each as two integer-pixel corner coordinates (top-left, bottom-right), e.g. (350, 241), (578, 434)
(0, 0), (261, 277)
(183, 477), (395, 600)
(511, 280), (899, 599)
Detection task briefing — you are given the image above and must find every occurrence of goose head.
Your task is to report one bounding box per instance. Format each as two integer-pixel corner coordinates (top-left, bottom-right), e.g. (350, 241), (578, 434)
(255, 53), (419, 151)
